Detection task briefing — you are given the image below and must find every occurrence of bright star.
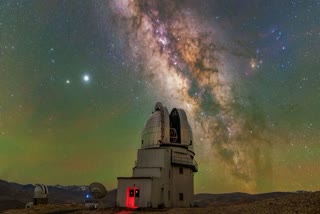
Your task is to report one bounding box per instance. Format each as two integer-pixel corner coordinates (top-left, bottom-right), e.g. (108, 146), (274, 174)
(250, 59), (256, 68)
(66, 80), (70, 84)
(83, 74), (90, 82)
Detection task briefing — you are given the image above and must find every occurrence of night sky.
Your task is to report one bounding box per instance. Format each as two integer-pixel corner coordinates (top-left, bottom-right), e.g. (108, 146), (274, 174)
(0, 0), (319, 193)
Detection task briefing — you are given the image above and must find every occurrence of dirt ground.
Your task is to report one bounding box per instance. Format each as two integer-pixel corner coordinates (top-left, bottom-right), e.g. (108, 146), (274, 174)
(3, 191), (320, 214)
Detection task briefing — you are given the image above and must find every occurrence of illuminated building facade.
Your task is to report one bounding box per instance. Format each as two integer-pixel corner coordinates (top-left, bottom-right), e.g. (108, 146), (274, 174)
(117, 102), (197, 208)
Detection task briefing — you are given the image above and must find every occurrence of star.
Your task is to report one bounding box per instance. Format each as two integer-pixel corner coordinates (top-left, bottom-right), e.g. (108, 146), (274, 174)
(83, 74), (90, 82)
(0, 0), (318, 194)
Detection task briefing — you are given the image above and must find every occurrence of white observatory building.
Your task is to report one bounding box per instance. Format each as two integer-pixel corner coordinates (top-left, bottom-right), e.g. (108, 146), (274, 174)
(117, 102), (198, 208)
(34, 184), (49, 205)
(26, 184), (49, 208)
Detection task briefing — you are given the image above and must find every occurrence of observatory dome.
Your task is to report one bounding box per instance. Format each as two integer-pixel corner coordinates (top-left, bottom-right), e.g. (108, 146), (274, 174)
(34, 184), (48, 199)
(141, 102), (193, 151)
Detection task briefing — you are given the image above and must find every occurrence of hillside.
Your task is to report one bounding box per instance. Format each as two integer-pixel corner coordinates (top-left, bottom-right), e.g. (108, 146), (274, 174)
(0, 179), (88, 212)
(1, 179), (319, 213)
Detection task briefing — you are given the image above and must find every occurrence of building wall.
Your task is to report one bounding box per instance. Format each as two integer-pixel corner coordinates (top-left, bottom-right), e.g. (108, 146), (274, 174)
(169, 147), (195, 207)
(33, 198), (48, 205)
(170, 166), (194, 207)
(118, 147), (195, 208)
(171, 146), (195, 158)
(134, 148), (172, 208)
(136, 149), (166, 168)
(133, 167), (161, 177)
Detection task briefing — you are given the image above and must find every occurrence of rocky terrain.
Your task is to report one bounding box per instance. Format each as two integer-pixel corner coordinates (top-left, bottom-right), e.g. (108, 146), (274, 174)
(1, 179), (319, 214)
(0, 179), (89, 212)
(3, 191), (320, 214)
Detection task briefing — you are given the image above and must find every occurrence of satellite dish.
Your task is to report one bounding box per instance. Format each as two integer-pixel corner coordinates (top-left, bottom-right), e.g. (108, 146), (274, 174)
(89, 182), (107, 199)
(25, 202), (33, 208)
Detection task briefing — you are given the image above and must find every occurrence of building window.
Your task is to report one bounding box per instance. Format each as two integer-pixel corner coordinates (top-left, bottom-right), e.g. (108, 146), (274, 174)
(129, 189), (134, 197)
(179, 193), (184, 201)
(179, 167), (183, 174)
(135, 189), (140, 197)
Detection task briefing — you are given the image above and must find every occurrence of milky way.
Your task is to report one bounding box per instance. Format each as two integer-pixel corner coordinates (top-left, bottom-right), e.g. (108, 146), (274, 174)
(108, 0), (272, 192)
(0, 0), (319, 192)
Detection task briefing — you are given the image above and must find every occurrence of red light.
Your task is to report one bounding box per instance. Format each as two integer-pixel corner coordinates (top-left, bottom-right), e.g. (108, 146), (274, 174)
(125, 187), (139, 209)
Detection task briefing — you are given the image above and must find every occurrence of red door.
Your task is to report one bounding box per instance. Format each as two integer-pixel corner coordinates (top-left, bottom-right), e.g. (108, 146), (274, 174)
(126, 187), (140, 208)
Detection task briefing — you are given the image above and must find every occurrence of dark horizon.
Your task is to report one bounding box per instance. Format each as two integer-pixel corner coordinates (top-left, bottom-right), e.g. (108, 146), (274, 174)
(1, 178), (315, 195)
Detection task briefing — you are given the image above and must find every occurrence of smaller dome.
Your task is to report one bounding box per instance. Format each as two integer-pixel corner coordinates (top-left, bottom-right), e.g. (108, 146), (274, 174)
(34, 184), (48, 198)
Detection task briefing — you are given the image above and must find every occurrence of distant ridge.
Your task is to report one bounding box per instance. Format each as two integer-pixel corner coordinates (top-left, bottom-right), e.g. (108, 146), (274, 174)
(0, 179), (88, 212)
(193, 191), (296, 207)
(0, 179), (316, 213)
